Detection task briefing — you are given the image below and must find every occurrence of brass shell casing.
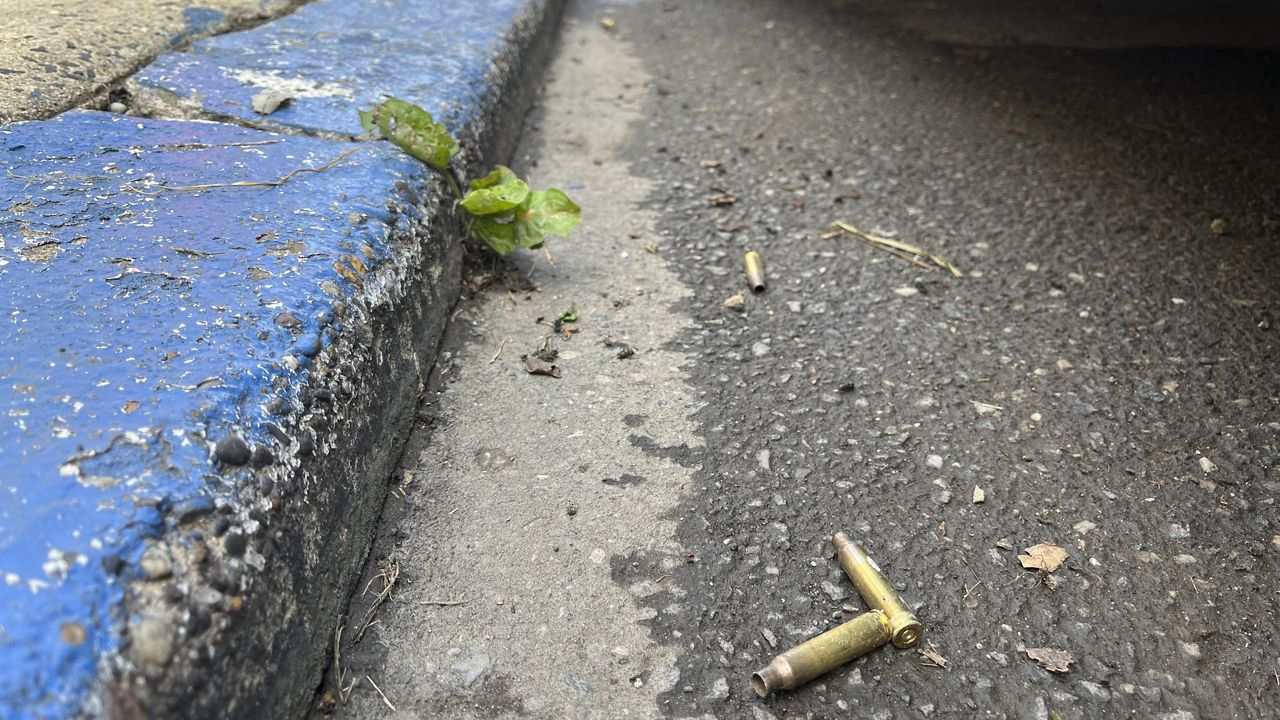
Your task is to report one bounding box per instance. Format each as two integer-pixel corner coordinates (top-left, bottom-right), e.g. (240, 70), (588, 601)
(752, 610), (891, 697)
(744, 251), (766, 292)
(832, 532), (923, 649)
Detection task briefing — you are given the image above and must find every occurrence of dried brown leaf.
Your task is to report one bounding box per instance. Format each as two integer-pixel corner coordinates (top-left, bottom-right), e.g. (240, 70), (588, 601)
(1026, 647), (1074, 673)
(522, 354), (561, 378)
(1018, 542), (1068, 573)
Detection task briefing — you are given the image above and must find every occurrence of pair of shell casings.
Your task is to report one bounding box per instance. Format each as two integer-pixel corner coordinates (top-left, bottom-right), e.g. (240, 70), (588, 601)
(752, 533), (922, 697)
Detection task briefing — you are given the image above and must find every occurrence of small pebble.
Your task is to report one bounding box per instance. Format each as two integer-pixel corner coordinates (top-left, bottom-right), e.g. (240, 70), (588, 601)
(108, 101), (127, 114)
(761, 627), (777, 648)
(821, 580), (849, 602)
(757, 449), (771, 472)
(130, 617), (175, 669)
(223, 532), (248, 557)
(215, 436), (251, 466)
(250, 446), (276, 469)
(139, 546), (172, 580)
(893, 286), (919, 298)
(706, 676), (730, 702)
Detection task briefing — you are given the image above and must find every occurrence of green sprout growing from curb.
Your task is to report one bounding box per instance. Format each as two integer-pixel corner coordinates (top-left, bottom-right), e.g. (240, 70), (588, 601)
(360, 97), (581, 256)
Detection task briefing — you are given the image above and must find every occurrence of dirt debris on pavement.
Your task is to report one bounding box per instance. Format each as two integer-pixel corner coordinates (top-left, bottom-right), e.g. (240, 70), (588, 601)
(1018, 542), (1069, 573)
(1027, 647), (1077, 674)
(251, 88), (292, 115)
(521, 351), (561, 378)
(917, 642), (950, 670)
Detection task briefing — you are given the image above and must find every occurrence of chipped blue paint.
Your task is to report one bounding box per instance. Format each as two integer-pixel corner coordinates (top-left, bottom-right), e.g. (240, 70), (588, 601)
(0, 111), (433, 719)
(136, 0), (528, 138)
(172, 7), (229, 46)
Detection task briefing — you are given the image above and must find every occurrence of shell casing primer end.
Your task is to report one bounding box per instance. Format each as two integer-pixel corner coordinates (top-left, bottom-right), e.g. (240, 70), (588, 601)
(832, 532), (923, 649)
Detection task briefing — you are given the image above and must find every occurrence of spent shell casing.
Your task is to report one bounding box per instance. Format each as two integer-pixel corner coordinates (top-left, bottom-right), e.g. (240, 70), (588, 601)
(751, 609), (891, 696)
(744, 251), (766, 292)
(832, 532), (923, 649)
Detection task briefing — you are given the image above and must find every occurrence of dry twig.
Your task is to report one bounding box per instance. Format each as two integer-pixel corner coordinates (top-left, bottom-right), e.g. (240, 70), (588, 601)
(827, 221), (963, 277)
(351, 558), (400, 645)
(367, 675), (397, 712)
(490, 337), (510, 364)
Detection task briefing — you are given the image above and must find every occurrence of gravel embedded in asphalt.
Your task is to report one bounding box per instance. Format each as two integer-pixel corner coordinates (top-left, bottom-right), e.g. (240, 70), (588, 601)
(610, 0), (1280, 717)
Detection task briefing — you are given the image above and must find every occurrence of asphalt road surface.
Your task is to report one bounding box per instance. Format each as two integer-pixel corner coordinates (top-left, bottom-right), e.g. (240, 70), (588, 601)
(318, 1), (1280, 718)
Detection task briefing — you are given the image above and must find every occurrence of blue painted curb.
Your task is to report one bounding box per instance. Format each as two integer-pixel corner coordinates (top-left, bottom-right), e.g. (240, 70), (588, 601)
(1, 110), (436, 719)
(133, 0), (547, 174)
(0, 0), (564, 717)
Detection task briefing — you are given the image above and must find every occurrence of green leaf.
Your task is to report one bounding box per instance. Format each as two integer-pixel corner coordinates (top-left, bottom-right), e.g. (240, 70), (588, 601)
(359, 97), (458, 171)
(470, 165), (520, 191)
(557, 307), (579, 324)
(470, 218), (518, 255)
(461, 178), (581, 255)
(521, 189), (581, 237)
(509, 188), (581, 249)
(460, 165), (530, 216)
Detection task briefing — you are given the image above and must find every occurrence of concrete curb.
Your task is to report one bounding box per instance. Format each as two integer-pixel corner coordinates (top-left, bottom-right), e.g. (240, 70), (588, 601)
(0, 1), (564, 717)
(0, 0), (305, 124)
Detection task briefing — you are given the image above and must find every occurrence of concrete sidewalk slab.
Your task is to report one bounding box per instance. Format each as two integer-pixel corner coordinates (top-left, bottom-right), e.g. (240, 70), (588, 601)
(131, 0), (543, 173)
(0, 0), (565, 717)
(0, 0), (300, 123)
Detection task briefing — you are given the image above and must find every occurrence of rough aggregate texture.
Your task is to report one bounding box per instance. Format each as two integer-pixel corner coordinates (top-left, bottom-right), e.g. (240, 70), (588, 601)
(607, 0), (1279, 718)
